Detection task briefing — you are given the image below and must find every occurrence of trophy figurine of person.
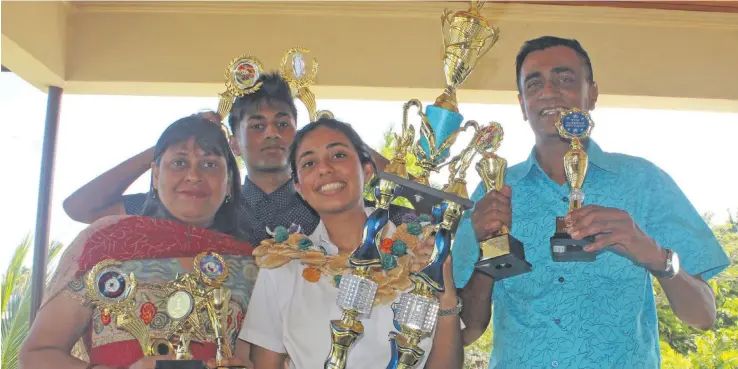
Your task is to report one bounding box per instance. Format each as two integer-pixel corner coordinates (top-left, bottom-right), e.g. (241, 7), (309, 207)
(550, 108), (596, 262)
(473, 123), (531, 279)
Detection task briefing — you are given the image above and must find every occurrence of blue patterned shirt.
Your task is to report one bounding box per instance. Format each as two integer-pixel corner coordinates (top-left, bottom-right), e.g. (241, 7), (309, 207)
(452, 140), (731, 369)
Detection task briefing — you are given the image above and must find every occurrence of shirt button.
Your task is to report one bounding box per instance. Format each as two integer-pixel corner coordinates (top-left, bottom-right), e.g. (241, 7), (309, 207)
(554, 318), (561, 325)
(558, 277), (565, 283)
(561, 196), (569, 203)
(552, 361), (559, 367)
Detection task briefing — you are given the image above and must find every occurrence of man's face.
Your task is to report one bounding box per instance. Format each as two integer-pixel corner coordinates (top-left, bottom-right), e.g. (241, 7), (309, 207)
(232, 101), (296, 173)
(517, 46), (599, 140)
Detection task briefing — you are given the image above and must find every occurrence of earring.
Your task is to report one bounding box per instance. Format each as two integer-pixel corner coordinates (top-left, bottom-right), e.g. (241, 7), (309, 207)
(225, 194), (232, 204)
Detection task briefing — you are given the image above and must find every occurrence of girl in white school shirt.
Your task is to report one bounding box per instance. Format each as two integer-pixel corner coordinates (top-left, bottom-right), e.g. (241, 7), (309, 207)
(237, 118), (464, 369)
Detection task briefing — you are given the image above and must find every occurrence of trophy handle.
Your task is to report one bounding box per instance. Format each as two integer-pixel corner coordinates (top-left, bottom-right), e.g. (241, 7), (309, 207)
(476, 24), (500, 61)
(440, 9), (453, 51)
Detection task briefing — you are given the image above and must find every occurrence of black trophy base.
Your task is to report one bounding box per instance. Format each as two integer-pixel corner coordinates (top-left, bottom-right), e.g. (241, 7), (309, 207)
(550, 216), (596, 262)
(475, 234), (532, 280)
(154, 360), (206, 369)
(550, 234), (596, 262)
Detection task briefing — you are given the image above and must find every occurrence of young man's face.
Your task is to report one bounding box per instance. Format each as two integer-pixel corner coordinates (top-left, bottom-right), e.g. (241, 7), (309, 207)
(231, 100), (296, 174)
(517, 45), (598, 141)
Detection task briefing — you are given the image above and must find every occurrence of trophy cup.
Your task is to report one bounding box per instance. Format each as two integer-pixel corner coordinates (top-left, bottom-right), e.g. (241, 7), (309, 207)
(550, 108), (596, 262)
(215, 55), (265, 133)
(473, 123), (531, 280)
(280, 47), (335, 122)
(411, 0), (499, 187)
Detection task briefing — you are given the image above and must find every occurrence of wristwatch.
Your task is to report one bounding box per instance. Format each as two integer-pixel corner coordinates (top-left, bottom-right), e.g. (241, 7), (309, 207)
(439, 296), (463, 316)
(650, 248), (680, 279)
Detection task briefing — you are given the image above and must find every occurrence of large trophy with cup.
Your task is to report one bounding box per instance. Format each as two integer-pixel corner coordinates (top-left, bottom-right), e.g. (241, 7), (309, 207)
(550, 108), (596, 262)
(322, 2), (506, 368)
(85, 253), (247, 369)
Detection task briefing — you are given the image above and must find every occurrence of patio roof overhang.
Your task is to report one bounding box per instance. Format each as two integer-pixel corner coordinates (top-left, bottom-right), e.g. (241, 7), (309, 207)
(2, 0), (738, 113)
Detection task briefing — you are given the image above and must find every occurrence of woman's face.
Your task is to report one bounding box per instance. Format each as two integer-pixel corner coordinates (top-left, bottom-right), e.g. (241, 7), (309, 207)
(293, 126), (373, 215)
(152, 137), (230, 228)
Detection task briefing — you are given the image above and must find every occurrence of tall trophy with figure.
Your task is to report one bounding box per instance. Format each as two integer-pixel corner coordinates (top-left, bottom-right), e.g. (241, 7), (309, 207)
(379, 2), (500, 368)
(473, 123), (531, 280)
(550, 108), (596, 262)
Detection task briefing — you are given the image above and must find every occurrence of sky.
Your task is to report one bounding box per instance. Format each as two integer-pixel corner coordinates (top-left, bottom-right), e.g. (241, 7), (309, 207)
(0, 72), (737, 273)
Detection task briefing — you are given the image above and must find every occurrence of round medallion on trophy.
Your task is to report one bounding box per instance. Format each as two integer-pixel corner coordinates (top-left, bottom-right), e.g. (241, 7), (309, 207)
(194, 252), (229, 286)
(555, 108), (594, 140)
(86, 259), (136, 304)
(166, 290), (194, 320)
(224, 55), (265, 97)
(474, 122), (504, 154)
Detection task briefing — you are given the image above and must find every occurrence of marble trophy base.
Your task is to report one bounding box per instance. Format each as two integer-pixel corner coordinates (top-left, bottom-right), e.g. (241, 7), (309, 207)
(550, 217), (595, 262)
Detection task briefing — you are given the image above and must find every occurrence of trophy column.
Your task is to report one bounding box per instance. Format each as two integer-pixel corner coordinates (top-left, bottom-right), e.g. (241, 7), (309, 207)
(473, 123), (532, 280)
(550, 109), (596, 262)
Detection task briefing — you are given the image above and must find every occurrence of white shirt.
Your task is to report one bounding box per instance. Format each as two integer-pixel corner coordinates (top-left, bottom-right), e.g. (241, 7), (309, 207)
(240, 208), (440, 369)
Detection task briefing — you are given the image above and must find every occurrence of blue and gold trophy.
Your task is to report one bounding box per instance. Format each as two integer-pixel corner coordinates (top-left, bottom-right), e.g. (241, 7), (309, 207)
(550, 108), (596, 262)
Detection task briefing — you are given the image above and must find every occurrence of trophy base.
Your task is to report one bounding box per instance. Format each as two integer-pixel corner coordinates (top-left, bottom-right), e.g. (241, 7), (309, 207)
(550, 216), (595, 262)
(154, 360), (206, 369)
(475, 234), (531, 280)
(378, 171), (473, 232)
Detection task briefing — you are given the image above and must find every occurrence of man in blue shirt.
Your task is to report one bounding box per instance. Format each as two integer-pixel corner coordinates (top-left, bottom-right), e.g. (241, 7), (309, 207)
(454, 36), (731, 368)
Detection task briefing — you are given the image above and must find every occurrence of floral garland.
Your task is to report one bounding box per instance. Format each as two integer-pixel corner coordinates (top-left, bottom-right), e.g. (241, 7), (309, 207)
(252, 213), (434, 306)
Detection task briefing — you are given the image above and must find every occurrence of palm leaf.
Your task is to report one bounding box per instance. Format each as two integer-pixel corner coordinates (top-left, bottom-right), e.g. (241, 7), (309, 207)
(1, 237), (65, 369)
(1, 234), (31, 314)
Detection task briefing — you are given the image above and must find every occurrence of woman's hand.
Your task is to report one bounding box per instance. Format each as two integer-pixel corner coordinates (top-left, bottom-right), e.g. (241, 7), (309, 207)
(128, 355), (175, 369)
(206, 357), (253, 369)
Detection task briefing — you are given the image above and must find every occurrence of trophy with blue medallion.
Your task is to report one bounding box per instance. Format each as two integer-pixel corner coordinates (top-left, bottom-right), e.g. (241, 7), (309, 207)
(550, 108), (596, 262)
(86, 252), (246, 369)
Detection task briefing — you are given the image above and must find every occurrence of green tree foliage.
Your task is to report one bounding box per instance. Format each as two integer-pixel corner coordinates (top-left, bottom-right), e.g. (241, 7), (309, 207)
(463, 209), (738, 369)
(1, 235), (64, 369)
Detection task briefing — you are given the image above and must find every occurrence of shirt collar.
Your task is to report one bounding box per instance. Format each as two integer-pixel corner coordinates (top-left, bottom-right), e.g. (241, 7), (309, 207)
(242, 177), (295, 204)
(308, 207), (396, 256)
(508, 139), (618, 185)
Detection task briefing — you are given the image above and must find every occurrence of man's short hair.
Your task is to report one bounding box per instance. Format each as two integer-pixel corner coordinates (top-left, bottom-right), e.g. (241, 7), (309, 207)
(228, 72), (298, 134)
(515, 36), (594, 91)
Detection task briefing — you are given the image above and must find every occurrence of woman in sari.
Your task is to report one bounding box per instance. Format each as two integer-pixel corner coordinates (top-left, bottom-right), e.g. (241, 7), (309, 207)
(238, 118), (464, 369)
(20, 115), (255, 369)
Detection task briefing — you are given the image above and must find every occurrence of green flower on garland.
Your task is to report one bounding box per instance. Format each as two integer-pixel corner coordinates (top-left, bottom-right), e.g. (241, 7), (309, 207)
(334, 274), (342, 287)
(274, 226), (289, 243)
(391, 240), (408, 256)
(381, 253), (398, 270)
(298, 238), (313, 251)
(418, 214), (432, 223)
(406, 222), (423, 236)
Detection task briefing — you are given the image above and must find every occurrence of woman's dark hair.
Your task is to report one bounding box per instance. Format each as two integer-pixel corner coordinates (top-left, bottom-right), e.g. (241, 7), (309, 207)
(141, 114), (246, 241)
(288, 118), (377, 183)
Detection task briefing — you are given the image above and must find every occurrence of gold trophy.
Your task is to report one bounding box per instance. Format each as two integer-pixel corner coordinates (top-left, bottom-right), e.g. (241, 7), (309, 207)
(413, 0), (499, 186)
(215, 55), (265, 134)
(324, 106), (415, 369)
(550, 108), (596, 262)
(280, 47), (334, 122)
(473, 123), (531, 279)
(86, 252), (246, 369)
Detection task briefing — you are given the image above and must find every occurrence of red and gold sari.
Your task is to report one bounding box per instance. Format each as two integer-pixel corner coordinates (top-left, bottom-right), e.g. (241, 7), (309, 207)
(42, 215), (256, 368)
